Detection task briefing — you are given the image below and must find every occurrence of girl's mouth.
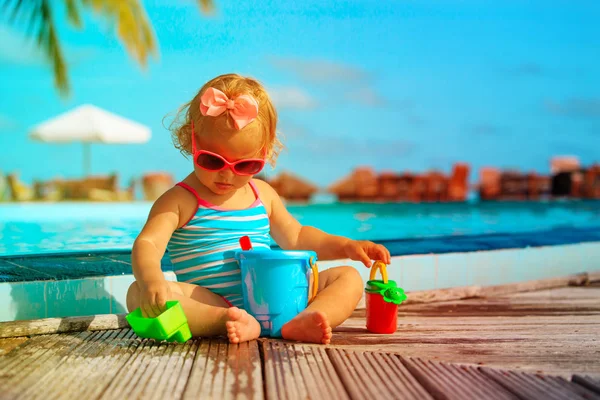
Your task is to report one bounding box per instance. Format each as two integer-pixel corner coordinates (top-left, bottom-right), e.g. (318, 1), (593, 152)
(215, 182), (233, 190)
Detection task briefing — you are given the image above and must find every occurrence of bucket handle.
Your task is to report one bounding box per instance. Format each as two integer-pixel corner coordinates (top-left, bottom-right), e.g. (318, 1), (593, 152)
(369, 261), (388, 283)
(309, 256), (319, 303)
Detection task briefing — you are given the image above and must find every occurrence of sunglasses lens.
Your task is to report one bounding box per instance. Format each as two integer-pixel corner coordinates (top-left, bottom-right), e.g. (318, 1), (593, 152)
(196, 153), (225, 171)
(235, 160), (264, 175)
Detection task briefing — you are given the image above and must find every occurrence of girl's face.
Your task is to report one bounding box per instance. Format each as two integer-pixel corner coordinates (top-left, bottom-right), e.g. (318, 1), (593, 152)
(193, 124), (265, 195)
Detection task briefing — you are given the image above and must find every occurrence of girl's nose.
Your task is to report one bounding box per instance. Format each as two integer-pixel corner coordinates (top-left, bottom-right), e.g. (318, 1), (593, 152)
(219, 168), (235, 179)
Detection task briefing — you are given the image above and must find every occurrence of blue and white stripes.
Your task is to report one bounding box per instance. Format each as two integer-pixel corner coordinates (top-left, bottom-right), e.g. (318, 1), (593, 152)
(167, 186), (271, 308)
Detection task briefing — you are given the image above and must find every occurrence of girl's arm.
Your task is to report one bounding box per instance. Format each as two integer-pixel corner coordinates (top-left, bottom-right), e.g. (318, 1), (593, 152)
(132, 191), (180, 282)
(131, 189), (181, 315)
(259, 181), (390, 267)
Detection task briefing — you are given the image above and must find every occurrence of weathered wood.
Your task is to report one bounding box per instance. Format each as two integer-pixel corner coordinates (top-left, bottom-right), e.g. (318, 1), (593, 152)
(68, 329), (143, 400)
(261, 340), (348, 400)
(352, 271), (599, 313)
(538, 375), (600, 400)
(296, 343), (348, 399)
(268, 341), (306, 399)
(327, 348), (431, 400)
(0, 337), (28, 356)
(0, 332), (92, 398)
(17, 329), (128, 400)
(479, 272), (594, 298)
(0, 332), (60, 371)
(588, 270), (600, 283)
(125, 341), (177, 399)
(182, 338), (263, 400)
(480, 366), (599, 400)
(0, 313), (128, 339)
(175, 341), (200, 398)
(398, 272), (595, 306)
(145, 339), (196, 400)
(335, 286), (600, 378)
(325, 347), (371, 399)
(1, 284), (599, 398)
(399, 356), (517, 400)
(572, 375), (600, 394)
(99, 337), (166, 399)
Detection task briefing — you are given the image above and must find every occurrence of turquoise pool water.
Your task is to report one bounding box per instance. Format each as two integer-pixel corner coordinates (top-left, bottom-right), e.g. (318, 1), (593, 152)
(1, 200), (599, 257)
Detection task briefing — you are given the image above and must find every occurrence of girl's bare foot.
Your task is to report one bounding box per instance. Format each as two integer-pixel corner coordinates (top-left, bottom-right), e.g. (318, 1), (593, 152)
(281, 311), (333, 344)
(225, 307), (261, 344)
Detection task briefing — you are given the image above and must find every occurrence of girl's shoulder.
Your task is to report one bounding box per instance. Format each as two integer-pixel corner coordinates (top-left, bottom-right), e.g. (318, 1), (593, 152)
(251, 178), (278, 214)
(156, 184), (201, 228)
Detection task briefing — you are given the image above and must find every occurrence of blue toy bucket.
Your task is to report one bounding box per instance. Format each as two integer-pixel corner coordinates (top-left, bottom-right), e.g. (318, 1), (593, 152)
(234, 249), (319, 337)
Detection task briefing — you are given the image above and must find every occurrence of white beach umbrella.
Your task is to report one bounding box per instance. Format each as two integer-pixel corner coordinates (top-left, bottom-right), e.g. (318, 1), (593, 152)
(29, 104), (151, 175)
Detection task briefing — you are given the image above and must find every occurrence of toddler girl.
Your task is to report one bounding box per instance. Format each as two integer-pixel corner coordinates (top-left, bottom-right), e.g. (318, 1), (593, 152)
(127, 73), (391, 344)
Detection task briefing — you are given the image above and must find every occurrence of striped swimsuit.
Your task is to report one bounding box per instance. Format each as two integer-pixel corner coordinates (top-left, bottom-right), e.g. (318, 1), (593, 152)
(166, 181), (271, 308)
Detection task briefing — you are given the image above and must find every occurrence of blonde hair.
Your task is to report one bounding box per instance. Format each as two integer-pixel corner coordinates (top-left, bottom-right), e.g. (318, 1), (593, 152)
(168, 73), (283, 166)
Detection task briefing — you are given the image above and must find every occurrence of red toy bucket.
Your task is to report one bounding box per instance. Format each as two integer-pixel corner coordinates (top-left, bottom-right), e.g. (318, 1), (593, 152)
(365, 261), (407, 334)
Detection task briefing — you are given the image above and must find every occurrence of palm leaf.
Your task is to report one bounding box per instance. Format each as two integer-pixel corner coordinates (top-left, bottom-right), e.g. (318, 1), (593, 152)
(2, 0), (215, 97)
(4, 0), (25, 23)
(64, 0), (82, 29)
(39, 0), (69, 94)
(2, 0), (70, 95)
(81, 0), (157, 67)
(196, 0), (215, 14)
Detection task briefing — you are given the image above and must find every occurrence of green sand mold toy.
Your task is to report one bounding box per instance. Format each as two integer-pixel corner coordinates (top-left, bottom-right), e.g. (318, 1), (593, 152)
(126, 300), (192, 343)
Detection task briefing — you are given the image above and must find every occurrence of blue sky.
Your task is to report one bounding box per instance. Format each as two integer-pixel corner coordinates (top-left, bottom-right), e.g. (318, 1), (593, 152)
(1, 0), (599, 189)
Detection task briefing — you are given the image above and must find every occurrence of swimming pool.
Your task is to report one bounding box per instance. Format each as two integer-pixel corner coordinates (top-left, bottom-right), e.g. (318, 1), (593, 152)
(1, 200), (600, 256)
(1, 200), (600, 323)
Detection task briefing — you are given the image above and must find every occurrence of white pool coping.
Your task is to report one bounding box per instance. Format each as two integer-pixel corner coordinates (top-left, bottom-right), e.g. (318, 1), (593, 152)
(1, 241), (599, 322)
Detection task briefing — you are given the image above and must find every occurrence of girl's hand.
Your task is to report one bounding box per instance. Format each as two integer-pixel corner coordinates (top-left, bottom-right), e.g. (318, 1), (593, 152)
(139, 279), (173, 318)
(342, 240), (391, 268)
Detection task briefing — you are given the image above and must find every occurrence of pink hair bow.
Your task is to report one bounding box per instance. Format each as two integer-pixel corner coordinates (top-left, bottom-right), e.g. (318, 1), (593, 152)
(199, 87), (259, 130)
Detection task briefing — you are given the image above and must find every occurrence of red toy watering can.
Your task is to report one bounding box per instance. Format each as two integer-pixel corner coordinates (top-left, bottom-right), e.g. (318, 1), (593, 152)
(365, 261), (407, 334)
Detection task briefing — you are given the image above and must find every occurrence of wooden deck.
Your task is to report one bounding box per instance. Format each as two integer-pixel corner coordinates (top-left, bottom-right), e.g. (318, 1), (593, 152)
(1, 277), (599, 399)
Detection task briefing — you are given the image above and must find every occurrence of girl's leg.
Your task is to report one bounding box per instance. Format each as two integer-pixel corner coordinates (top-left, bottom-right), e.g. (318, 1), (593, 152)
(126, 281), (261, 343)
(281, 266), (363, 344)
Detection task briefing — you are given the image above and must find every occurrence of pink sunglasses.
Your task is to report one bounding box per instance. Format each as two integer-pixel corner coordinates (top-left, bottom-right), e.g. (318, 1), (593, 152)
(191, 122), (266, 176)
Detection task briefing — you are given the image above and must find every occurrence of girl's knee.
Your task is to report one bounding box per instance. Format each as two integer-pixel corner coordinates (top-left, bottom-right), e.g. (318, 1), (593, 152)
(338, 265), (362, 282)
(126, 280), (184, 310)
(325, 266), (363, 292)
(341, 266), (364, 294)
(126, 281), (141, 312)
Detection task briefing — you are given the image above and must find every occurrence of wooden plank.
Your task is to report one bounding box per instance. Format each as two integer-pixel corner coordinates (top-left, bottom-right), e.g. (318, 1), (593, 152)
(261, 341), (348, 400)
(268, 341), (305, 399)
(479, 366), (597, 400)
(298, 344), (348, 400)
(16, 329), (127, 400)
(386, 272), (594, 306)
(99, 337), (165, 399)
(399, 356), (517, 400)
(538, 375), (600, 400)
(125, 341), (177, 399)
(325, 347), (370, 399)
(0, 332), (92, 398)
(572, 375), (600, 394)
(333, 286), (600, 378)
(0, 337), (28, 356)
(0, 314), (128, 338)
(68, 329), (143, 400)
(589, 271), (600, 283)
(233, 338), (264, 400)
(182, 338), (263, 400)
(326, 348), (431, 400)
(333, 315), (600, 377)
(167, 340), (199, 400)
(395, 286), (600, 316)
(146, 339), (197, 400)
(0, 332), (59, 372)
